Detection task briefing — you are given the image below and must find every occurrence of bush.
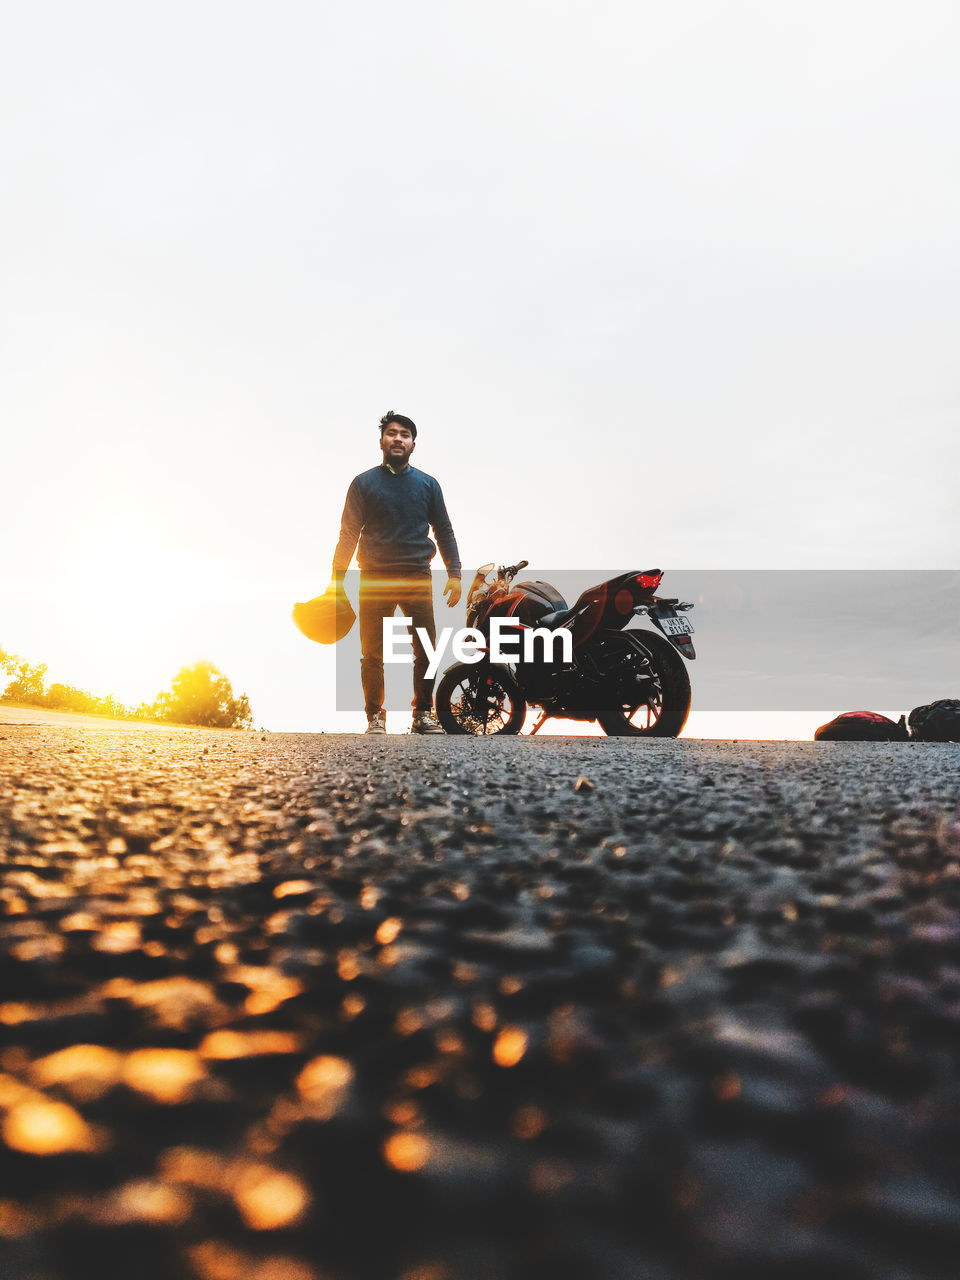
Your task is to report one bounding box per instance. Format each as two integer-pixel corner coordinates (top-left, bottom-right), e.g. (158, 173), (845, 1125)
(1, 644), (254, 729)
(45, 682), (98, 714)
(150, 661), (253, 729)
(2, 658), (48, 706)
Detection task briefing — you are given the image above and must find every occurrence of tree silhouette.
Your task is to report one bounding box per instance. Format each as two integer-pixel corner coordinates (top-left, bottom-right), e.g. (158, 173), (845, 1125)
(1, 643), (254, 729)
(45, 682), (96, 714)
(151, 661), (253, 729)
(3, 658), (48, 704)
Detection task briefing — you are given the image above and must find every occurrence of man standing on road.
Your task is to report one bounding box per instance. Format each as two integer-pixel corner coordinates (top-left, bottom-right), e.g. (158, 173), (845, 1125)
(332, 411), (462, 734)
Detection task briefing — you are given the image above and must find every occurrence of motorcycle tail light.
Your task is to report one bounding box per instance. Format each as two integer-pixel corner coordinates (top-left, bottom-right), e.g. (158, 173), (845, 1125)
(636, 573), (662, 590)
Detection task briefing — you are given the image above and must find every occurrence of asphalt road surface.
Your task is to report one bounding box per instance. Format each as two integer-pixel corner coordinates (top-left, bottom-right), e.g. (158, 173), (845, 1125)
(1, 725), (959, 1280)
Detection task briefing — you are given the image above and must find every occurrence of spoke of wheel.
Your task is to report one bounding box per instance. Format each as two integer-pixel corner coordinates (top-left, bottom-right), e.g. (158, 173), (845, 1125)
(624, 702), (653, 730)
(484, 687), (509, 734)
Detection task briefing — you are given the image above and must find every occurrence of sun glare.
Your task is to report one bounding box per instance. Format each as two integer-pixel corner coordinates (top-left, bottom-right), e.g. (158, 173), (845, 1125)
(64, 537), (213, 627)
(4, 529), (890, 740)
(38, 535), (227, 707)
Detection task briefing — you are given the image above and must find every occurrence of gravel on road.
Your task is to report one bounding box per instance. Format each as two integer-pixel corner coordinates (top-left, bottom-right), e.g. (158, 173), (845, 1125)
(1, 727), (959, 1280)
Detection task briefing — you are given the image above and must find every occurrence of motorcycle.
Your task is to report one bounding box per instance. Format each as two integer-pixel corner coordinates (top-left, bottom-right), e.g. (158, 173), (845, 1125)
(434, 560), (696, 737)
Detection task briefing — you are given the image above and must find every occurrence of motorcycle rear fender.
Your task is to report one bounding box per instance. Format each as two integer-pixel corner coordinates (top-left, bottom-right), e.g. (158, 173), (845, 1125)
(646, 626), (694, 663)
(669, 636), (696, 660)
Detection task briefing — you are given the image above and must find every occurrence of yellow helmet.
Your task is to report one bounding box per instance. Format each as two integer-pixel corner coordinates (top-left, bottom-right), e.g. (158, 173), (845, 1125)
(292, 585), (356, 644)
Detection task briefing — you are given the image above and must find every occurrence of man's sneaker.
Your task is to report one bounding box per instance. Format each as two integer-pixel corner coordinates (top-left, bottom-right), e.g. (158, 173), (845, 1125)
(411, 710), (444, 735)
(365, 713), (386, 735)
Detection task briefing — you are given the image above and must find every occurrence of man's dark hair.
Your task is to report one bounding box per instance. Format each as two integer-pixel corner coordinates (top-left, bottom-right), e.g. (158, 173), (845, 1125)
(379, 410), (417, 440)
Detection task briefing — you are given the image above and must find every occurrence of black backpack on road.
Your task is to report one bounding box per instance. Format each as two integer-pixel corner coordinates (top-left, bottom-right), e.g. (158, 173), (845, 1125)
(907, 699), (960, 742)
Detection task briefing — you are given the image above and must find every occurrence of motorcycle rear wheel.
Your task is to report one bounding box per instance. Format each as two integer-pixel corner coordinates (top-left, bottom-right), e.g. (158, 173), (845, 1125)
(435, 664), (527, 736)
(595, 631), (691, 738)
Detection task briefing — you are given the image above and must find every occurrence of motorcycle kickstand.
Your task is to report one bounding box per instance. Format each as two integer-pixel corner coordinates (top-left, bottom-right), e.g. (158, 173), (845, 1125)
(528, 711), (550, 736)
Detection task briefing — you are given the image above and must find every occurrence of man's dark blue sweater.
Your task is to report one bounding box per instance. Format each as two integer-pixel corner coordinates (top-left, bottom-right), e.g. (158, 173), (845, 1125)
(332, 464), (461, 579)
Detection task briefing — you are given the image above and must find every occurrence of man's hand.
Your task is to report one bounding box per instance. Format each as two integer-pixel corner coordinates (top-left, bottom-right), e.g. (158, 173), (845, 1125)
(443, 577), (462, 607)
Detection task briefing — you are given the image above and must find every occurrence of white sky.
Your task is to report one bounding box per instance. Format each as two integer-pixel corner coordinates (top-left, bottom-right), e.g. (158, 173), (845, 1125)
(2, 2), (958, 732)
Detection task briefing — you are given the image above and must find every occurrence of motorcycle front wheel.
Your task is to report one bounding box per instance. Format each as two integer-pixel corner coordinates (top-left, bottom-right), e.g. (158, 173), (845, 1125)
(595, 631), (691, 738)
(435, 664), (527, 736)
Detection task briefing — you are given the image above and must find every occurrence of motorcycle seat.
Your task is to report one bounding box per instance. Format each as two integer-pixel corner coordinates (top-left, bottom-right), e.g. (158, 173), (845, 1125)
(534, 606), (579, 632)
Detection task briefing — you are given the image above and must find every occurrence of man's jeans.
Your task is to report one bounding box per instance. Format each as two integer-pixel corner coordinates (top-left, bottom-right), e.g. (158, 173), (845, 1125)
(358, 570), (437, 717)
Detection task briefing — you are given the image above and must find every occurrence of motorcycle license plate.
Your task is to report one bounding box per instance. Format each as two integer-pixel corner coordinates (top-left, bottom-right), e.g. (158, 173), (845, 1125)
(660, 615), (693, 637)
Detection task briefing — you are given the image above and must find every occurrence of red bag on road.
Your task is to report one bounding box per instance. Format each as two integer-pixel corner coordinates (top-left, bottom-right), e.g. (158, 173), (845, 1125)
(814, 711), (909, 742)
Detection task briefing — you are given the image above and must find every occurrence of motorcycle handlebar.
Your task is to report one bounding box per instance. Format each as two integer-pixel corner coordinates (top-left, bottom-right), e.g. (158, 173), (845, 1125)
(501, 559), (529, 579)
